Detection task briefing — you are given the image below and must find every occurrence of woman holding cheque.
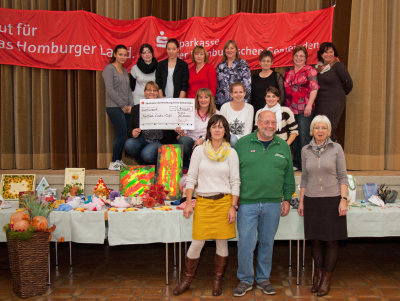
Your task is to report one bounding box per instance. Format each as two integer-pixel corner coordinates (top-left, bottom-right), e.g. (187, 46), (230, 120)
(173, 115), (240, 297)
(124, 81), (173, 165)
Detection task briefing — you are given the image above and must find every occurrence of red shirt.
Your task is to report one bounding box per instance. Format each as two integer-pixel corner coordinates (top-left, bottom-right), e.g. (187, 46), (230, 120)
(284, 65), (319, 114)
(187, 63), (217, 98)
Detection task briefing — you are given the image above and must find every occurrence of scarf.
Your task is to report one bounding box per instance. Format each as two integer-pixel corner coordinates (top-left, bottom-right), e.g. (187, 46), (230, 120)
(136, 57), (158, 74)
(315, 57), (340, 74)
(310, 137), (331, 157)
(203, 140), (231, 162)
(262, 103), (282, 131)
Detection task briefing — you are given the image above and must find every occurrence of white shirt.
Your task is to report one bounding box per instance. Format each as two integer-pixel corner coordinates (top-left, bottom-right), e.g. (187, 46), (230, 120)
(186, 145), (240, 197)
(220, 102), (254, 139)
(165, 67), (174, 98)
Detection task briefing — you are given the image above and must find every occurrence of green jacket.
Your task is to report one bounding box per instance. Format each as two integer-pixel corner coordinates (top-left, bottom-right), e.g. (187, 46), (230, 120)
(235, 131), (295, 204)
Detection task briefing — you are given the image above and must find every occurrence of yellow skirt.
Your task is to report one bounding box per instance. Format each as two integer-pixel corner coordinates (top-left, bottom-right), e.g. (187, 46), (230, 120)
(193, 194), (236, 240)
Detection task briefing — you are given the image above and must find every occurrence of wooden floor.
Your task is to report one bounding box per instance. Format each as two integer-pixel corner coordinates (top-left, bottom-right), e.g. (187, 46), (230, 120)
(1, 239), (400, 300)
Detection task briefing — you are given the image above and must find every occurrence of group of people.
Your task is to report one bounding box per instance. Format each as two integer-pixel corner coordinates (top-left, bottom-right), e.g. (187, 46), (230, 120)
(102, 38), (353, 297)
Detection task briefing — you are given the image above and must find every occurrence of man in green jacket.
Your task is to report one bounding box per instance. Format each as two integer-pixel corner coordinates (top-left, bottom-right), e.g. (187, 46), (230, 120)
(233, 110), (295, 297)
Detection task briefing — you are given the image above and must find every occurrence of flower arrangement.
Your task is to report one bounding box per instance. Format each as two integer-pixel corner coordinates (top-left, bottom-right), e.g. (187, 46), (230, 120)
(141, 184), (168, 208)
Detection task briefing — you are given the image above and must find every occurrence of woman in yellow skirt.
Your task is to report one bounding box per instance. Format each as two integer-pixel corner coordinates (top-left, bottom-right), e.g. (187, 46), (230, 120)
(173, 114), (240, 296)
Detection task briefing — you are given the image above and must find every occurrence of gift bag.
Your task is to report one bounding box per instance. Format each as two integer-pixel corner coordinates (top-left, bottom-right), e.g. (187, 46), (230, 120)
(347, 175), (356, 202)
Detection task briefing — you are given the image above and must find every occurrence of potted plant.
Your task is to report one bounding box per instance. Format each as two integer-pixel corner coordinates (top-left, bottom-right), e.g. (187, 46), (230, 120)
(3, 196), (55, 298)
(62, 183), (83, 198)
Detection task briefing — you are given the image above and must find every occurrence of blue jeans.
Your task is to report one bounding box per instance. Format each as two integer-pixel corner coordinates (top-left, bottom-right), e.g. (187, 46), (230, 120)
(292, 113), (313, 169)
(237, 202), (281, 284)
(106, 107), (131, 162)
(124, 136), (161, 165)
(178, 136), (194, 169)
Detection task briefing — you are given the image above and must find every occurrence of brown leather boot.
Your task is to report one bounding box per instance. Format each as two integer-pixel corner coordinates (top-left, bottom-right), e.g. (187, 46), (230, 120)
(311, 268), (322, 293)
(317, 271), (332, 297)
(212, 254), (228, 296)
(173, 257), (200, 295)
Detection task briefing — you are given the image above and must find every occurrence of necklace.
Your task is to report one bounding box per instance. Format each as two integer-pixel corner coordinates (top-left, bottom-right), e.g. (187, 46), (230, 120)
(197, 109), (208, 122)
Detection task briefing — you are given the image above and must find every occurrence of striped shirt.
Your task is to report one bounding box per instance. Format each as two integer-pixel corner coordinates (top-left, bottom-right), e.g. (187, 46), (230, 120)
(255, 106), (298, 142)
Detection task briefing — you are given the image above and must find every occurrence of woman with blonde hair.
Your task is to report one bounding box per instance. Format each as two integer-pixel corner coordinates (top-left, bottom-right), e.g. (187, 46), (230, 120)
(175, 88), (217, 169)
(187, 45), (217, 98)
(215, 40), (251, 109)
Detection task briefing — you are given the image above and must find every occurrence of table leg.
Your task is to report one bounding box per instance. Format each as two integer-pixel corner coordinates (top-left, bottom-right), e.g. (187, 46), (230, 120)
(296, 240), (300, 285)
(289, 240), (292, 269)
(185, 241), (187, 255)
(179, 242), (182, 282)
(55, 241), (58, 266)
(174, 242), (177, 266)
(69, 241), (72, 266)
(165, 243), (169, 285)
(311, 258), (315, 284)
(302, 239), (306, 271)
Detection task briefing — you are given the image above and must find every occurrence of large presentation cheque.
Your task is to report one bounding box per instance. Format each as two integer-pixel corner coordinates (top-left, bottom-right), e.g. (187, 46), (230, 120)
(139, 98), (195, 130)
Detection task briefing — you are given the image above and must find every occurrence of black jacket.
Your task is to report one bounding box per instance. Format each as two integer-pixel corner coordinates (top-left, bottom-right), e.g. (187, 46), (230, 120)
(155, 58), (189, 98)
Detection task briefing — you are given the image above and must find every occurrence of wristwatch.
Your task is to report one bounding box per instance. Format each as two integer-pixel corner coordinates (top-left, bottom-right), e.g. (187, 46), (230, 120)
(231, 204), (238, 210)
(341, 196), (348, 200)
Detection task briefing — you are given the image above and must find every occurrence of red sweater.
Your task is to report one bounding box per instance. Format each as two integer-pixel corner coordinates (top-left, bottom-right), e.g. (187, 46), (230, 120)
(187, 63), (217, 98)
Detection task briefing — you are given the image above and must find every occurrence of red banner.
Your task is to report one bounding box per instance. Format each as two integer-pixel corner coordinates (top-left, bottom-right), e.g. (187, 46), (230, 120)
(0, 7), (333, 71)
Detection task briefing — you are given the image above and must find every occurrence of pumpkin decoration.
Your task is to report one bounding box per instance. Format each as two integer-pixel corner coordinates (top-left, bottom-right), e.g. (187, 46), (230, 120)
(13, 219), (31, 232)
(10, 211), (30, 225)
(31, 216), (48, 231)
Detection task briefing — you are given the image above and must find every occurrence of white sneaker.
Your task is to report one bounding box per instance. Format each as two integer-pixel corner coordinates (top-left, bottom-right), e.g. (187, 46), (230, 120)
(108, 161), (121, 171)
(293, 166), (299, 171)
(116, 160), (126, 166)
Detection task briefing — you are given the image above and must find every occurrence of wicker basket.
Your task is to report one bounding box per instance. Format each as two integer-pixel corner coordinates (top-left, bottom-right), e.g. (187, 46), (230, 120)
(6, 231), (50, 299)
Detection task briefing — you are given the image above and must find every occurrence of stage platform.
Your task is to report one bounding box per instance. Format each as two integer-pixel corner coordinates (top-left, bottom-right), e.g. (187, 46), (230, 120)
(1, 169), (399, 201)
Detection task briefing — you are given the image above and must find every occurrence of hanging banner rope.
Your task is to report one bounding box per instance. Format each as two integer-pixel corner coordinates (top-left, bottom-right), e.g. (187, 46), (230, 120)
(0, 7), (333, 71)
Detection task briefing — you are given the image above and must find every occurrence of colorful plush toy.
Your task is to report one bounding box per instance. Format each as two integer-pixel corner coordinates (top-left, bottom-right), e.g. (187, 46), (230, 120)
(111, 196), (130, 208)
(54, 196), (81, 211)
(84, 196), (105, 211)
(109, 191), (122, 201)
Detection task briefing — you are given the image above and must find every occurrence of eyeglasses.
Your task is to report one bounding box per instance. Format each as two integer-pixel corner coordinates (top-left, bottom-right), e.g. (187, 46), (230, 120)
(258, 120), (277, 126)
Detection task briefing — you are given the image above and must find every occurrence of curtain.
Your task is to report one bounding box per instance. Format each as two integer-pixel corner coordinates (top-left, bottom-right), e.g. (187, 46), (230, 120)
(385, 0), (400, 169)
(345, 0), (400, 170)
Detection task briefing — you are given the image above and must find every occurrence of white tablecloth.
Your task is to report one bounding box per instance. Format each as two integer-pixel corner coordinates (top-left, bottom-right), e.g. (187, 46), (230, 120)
(0, 203), (105, 244)
(347, 203), (400, 237)
(1, 202), (400, 244)
(107, 209), (181, 245)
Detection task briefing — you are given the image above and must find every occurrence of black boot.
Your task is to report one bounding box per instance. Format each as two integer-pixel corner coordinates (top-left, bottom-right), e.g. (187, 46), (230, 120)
(311, 268), (322, 293)
(317, 271), (332, 297)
